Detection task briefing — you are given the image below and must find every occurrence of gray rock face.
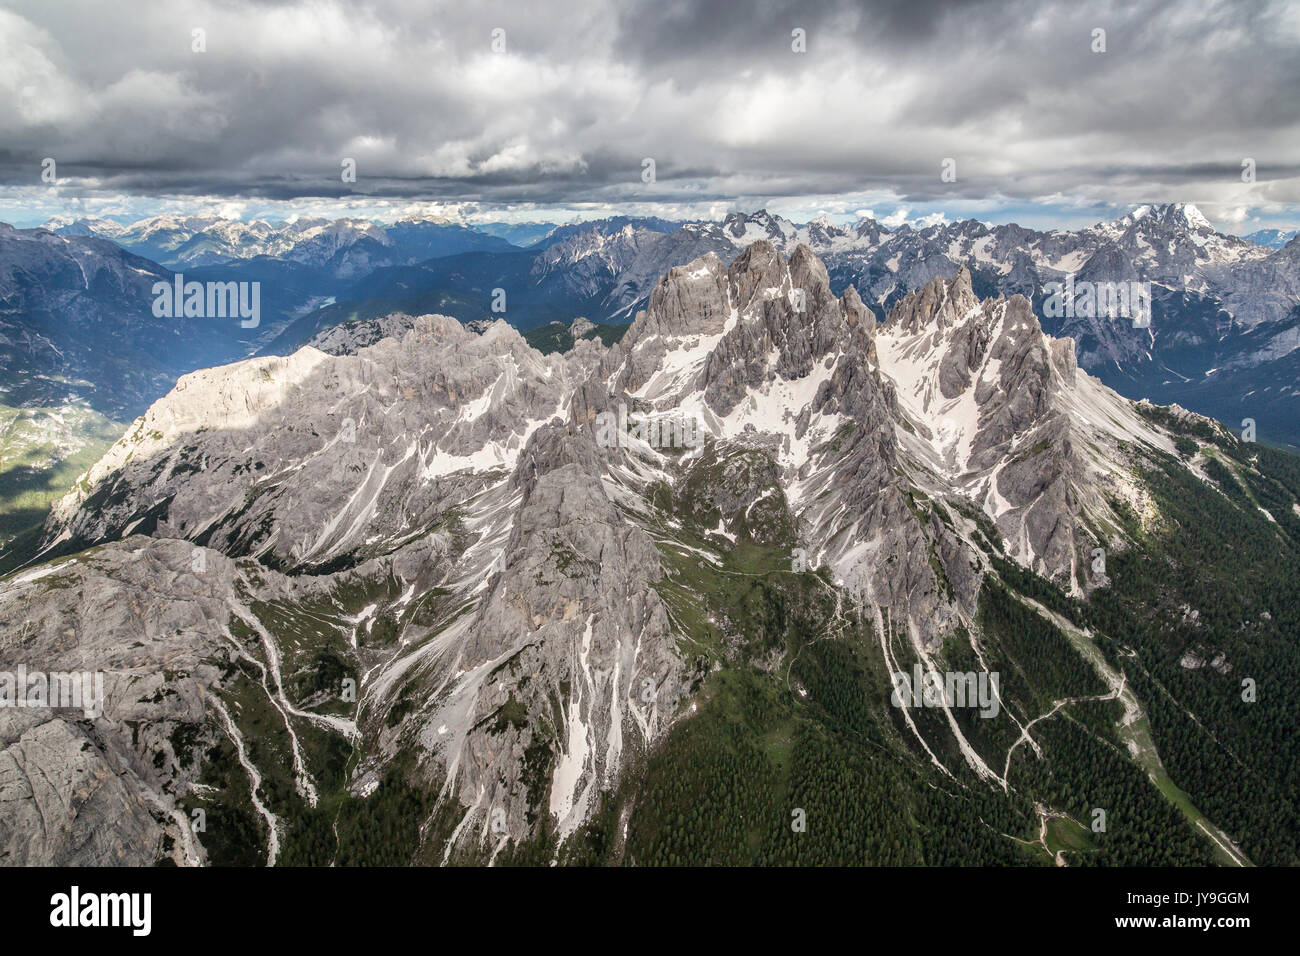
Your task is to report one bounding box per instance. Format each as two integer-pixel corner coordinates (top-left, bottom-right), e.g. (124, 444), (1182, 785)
(0, 538), (249, 865)
(1, 242), (1195, 865)
(423, 445), (684, 845)
(41, 316), (590, 572)
(878, 268), (1172, 593)
(589, 240), (958, 639)
(305, 312), (422, 355)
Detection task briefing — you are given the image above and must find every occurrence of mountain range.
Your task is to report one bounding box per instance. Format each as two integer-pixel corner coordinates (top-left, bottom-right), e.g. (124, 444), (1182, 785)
(2, 202), (1299, 557)
(2, 242), (1296, 867)
(28, 204), (1300, 447)
(45, 214), (517, 277)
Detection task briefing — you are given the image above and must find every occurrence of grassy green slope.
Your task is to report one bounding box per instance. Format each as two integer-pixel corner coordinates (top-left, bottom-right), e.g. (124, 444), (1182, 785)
(0, 403), (122, 550)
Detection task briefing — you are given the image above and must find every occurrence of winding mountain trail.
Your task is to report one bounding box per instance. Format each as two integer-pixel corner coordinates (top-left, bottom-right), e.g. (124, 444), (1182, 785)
(1003, 679), (1125, 782)
(1013, 593), (1252, 867)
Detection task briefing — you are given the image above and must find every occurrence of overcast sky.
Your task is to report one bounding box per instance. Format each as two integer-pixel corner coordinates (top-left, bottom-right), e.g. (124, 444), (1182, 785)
(1, 0), (1297, 232)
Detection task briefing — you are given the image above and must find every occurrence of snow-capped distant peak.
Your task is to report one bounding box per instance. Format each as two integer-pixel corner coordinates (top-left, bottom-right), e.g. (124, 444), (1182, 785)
(1180, 203), (1214, 231)
(1123, 202), (1214, 232)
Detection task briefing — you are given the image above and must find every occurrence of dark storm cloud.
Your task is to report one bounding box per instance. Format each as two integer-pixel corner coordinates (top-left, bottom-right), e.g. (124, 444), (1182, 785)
(611, 0), (1009, 70)
(0, 0), (1296, 217)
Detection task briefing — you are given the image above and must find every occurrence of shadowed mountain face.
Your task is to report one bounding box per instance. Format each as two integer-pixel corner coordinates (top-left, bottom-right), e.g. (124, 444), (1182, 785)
(0, 225), (352, 421)
(4, 242), (1297, 868)
(0, 217), (533, 425)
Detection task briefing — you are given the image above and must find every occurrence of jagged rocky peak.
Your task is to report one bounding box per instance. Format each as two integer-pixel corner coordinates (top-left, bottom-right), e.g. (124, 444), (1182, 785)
(606, 240), (880, 406)
(698, 243), (885, 415)
(581, 242), (957, 639)
(894, 266), (1073, 356)
(726, 238), (790, 305)
(41, 312), (592, 569)
(721, 208), (796, 243)
(876, 267), (1171, 593)
(887, 265), (983, 336)
(1127, 202), (1216, 234)
(633, 252), (731, 338)
(853, 217), (889, 244)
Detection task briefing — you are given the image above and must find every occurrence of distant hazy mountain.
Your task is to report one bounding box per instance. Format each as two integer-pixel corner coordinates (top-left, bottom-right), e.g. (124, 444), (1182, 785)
(472, 221), (561, 247)
(530, 216), (682, 249)
(0, 225), (244, 419)
(45, 214), (517, 278)
(0, 223), (358, 420)
(1243, 228), (1299, 249)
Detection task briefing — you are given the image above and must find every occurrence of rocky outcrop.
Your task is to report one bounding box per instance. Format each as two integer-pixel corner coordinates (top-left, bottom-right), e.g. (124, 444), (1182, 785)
(879, 268), (1174, 592)
(0, 539), (252, 865)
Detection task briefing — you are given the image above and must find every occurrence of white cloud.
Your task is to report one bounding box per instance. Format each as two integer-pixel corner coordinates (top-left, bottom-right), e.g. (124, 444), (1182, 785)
(880, 208), (910, 229)
(0, 0), (1295, 222)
